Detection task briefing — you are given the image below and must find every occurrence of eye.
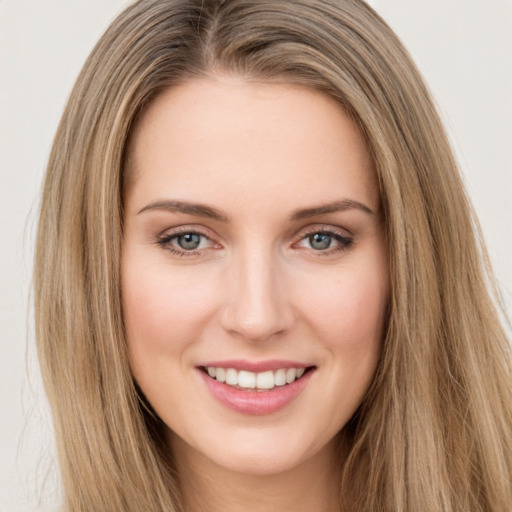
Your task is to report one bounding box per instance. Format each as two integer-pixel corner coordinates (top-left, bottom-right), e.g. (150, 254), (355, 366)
(175, 233), (204, 250)
(308, 232), (334, 250)
(156, 229), (217, 255)
(295, 228), (353, 254)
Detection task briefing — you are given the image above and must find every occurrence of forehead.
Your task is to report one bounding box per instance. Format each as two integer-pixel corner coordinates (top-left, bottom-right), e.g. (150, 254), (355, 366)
(125, 77), (379, 215)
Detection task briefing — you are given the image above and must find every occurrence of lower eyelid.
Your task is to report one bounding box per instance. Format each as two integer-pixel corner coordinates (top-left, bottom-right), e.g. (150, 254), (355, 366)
(155, 227), (352, 254)
(155, 229), (222, 255)
(295, 230), (353, 252)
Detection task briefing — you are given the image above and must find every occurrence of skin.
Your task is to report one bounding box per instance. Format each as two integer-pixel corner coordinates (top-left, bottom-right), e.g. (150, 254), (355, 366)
(122, 76), (389, 512)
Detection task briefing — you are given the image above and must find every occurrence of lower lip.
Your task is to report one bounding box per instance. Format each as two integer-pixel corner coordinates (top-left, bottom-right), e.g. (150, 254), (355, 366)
(198, 369), (314, 415)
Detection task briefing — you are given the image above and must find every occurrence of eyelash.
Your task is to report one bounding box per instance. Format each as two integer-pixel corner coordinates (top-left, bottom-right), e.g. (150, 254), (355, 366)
(156, 228), (214, 257)
(295, 227), (353, 255)
(155, 226), (353, 257)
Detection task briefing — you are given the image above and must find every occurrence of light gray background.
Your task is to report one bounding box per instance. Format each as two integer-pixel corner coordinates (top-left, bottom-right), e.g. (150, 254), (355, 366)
(1, 1), (511, 510)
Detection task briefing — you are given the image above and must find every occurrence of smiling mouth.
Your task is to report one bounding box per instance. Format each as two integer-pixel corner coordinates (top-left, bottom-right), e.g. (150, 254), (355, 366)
(200, 366), (316, 392)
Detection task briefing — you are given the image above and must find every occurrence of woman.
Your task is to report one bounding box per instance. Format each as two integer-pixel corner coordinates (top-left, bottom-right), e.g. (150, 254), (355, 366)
(34, 0), (512, 510)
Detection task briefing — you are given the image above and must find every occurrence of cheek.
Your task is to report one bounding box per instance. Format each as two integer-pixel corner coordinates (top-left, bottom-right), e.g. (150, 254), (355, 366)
(296, 253), (389, 404)
(319, 272), (387, 415)
(121, 255), (218, 372)
(305, 265), (388, 346)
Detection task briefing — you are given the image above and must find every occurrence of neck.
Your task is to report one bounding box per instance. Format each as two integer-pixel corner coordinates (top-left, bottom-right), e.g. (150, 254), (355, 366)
(171, 436), (342, 512)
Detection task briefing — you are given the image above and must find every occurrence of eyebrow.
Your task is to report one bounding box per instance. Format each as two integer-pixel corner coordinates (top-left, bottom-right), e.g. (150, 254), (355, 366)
(137, 198), (374, 222)
(290, 199), (375, 221)
(137, 200), (230, 222)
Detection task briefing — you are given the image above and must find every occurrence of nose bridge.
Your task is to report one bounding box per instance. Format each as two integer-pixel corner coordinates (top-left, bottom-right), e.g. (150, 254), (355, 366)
(221, 241), (293, 342)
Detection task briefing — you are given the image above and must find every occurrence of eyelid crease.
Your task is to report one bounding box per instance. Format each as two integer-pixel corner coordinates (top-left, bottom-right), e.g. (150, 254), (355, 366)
(297, 223), (354, 238)
(156, 227), (217, 245)
(154, 224), (354, 258)
(157, 224), (213, 238)
(156, 229), (220, 257)
(292, 226), (354, 255)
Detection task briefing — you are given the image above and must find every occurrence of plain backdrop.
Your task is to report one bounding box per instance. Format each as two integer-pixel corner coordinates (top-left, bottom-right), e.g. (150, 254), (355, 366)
(1, 1), (511, 510)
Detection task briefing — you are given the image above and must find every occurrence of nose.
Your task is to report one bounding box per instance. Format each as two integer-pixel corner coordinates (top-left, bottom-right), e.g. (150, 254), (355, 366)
(219, 247), (295, 343)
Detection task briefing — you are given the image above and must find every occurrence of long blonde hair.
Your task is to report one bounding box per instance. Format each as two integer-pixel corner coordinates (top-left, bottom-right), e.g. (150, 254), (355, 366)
(34, 0), (512, 510)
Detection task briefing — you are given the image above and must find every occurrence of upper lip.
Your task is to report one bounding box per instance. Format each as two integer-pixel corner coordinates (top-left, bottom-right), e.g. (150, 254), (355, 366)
(197, 359), (314, 373)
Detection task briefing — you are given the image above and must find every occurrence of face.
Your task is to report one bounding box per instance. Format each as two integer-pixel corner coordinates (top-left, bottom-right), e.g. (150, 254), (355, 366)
(122, 77), (389, 477)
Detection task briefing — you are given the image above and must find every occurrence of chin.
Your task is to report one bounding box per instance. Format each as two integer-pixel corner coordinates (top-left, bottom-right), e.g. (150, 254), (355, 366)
(211, 447), (305, 476)
(168, 422), (336, 478)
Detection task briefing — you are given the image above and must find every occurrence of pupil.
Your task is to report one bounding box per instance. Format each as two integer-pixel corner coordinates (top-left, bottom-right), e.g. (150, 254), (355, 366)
(310, 233), (331, 250)
(178, 233), (200, 250)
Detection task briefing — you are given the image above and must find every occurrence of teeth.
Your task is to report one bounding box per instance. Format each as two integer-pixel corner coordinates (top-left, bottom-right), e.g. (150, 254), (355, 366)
(286, 368), (297, 384)
(256, 371), (274, 389)
(205, 366), (308, 390)
(225, 368), (238, 385)
(274, 368), (286, 386)
(238, 370), (256, 389)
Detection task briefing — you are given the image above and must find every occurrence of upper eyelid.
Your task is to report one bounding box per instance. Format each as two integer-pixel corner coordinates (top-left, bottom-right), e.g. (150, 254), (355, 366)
(156, 230), (219, 256)
(157, 224), (216, 239)
(154, 224), (352, 248)
(294, 224), (353, 239)
(292, 224), (354, 251)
